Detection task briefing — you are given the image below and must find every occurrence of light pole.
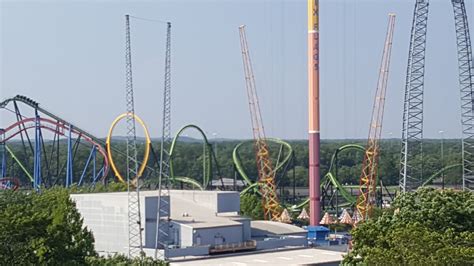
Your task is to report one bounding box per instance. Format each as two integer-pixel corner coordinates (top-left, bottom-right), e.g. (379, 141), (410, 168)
(439, 130), (445, 189)
(212, 132), (218, 158)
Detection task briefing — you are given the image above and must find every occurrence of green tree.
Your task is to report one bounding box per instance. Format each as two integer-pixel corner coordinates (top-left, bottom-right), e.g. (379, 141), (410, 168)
(344, 188), (474, 265)
(240, 193), (264, 220)
(86, 254), (167, 266)
(0, 188), (96, 264)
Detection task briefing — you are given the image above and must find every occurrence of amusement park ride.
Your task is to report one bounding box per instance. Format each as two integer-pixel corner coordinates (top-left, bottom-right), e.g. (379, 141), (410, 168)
(356, 14), (396, 222)
(0, 0), (473, 258)
(239, 25), (281, 221)
(400, 0), (474, 193)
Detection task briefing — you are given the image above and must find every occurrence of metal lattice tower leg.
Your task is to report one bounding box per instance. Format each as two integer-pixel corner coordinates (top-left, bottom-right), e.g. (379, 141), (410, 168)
(400, 0), (429, 192)
(452, 0), (474, 191)
(124, 14), (143, 258)
(155, 22), (172, 260)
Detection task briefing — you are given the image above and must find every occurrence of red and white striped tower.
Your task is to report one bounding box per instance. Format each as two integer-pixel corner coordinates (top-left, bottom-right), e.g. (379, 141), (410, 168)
(308, 0), (321, 226)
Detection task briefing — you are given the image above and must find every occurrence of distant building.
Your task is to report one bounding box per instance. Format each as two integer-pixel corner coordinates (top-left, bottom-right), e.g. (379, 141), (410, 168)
(71, 190), (307, 258)
(210, 178), (246, 190)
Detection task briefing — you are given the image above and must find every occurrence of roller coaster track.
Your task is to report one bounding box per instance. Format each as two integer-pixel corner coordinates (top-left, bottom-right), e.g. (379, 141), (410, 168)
(233, 138), (293, 195)
(233, 142), (365, 210)
(293, 144), (364, 210)
(168, 124), (223, 190)
(0, 95), (112, 186)
(421, 163), (462, 187)
(1, 96), (105, 147)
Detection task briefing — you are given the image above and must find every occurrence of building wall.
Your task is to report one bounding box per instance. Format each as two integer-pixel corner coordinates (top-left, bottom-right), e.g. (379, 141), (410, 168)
(144, 196), (170, 248)
(71, 193), (141, 255)
(216, 192), (240, 213)
(240, 219), (251, 241)
(170, 190), (240, 213)
(192, 225), (243, 247)
(179, 224), (194, 248)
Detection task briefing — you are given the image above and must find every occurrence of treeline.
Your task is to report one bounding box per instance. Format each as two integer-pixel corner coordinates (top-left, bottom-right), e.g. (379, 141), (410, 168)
(5, 139), (462, 188)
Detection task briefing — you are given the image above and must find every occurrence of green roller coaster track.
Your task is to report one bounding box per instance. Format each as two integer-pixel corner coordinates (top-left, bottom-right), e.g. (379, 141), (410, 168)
(292, 144), (365, 210)
(5, 145), (33, 182)
(421, 163), (462, 187)
(233, 142), (366, 210)
(168, 124), (215, 190)
(4, 124), (462, 195)
(233, 138), (294, 195)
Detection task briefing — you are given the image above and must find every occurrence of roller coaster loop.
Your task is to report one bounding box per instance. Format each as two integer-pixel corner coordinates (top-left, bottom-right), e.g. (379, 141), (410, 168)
(233, 141), (366, 210)
(233, 138), (293, 195)
(292, 144), (365, 210)
(169, 124), (222, 190)
(106, 113), (151, 184)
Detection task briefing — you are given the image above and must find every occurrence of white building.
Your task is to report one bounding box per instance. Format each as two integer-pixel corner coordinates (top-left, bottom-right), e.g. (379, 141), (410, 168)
(71, 190), (307, 258)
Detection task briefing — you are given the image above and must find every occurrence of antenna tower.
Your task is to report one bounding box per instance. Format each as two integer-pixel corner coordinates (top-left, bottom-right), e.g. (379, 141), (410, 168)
(155, 22), (172, 260)
(124, 14), (143, 257)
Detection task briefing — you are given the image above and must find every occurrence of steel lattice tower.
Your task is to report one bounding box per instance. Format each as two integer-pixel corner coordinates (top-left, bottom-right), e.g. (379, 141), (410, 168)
(124, 14), (143, 257)
(400, 0), (429, 192)
(400, 0), (474, 192)
(239, 25), (280, 221)
(155, 22), (172, 260)
(357, 14), (396, 221)
(452, 0), (474, 191)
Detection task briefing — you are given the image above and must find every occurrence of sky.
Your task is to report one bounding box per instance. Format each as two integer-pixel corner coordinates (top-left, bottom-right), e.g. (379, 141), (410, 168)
(1, 0), (473, 140)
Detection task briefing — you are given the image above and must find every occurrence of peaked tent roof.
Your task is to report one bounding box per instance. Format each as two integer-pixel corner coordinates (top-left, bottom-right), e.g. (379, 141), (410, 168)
(339, 209), (353, 225)
(279, 209), (292, 223)
(297, 208), (309, 220)
(319, 212), (335, 225)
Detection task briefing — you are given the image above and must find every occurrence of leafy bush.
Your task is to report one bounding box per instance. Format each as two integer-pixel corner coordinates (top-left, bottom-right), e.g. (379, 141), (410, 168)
(86, 254), (167, 265)
(344, 188), (474, 265)
(0, 188), (96, 264)
(0, 187), (168, 265)
(240, 193), (264, 220)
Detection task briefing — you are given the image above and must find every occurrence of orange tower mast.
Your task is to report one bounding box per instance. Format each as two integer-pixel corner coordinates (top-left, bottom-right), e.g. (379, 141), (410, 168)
(307, 0), (321, 226)
(356, 14), (396, 222)
(238, 25), (280, 221)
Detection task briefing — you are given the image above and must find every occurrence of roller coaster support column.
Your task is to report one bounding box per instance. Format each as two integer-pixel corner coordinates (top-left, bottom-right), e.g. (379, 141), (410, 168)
(66, 124), (73, 187)
(0, 129), (5, 178)
(308, 0), (321, 226)
(452, 0), (474, 191)
(33, 111), (42, 191)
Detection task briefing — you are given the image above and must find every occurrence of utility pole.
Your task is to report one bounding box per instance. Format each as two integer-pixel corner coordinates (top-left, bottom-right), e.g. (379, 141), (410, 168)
(212, 132), (218, 158)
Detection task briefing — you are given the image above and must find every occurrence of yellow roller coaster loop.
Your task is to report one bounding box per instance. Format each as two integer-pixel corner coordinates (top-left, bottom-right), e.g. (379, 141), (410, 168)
(106, 113), (151, 184)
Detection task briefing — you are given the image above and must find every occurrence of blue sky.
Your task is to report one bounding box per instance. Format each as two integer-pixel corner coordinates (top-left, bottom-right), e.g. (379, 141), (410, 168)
(1, 0), (473, 139)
